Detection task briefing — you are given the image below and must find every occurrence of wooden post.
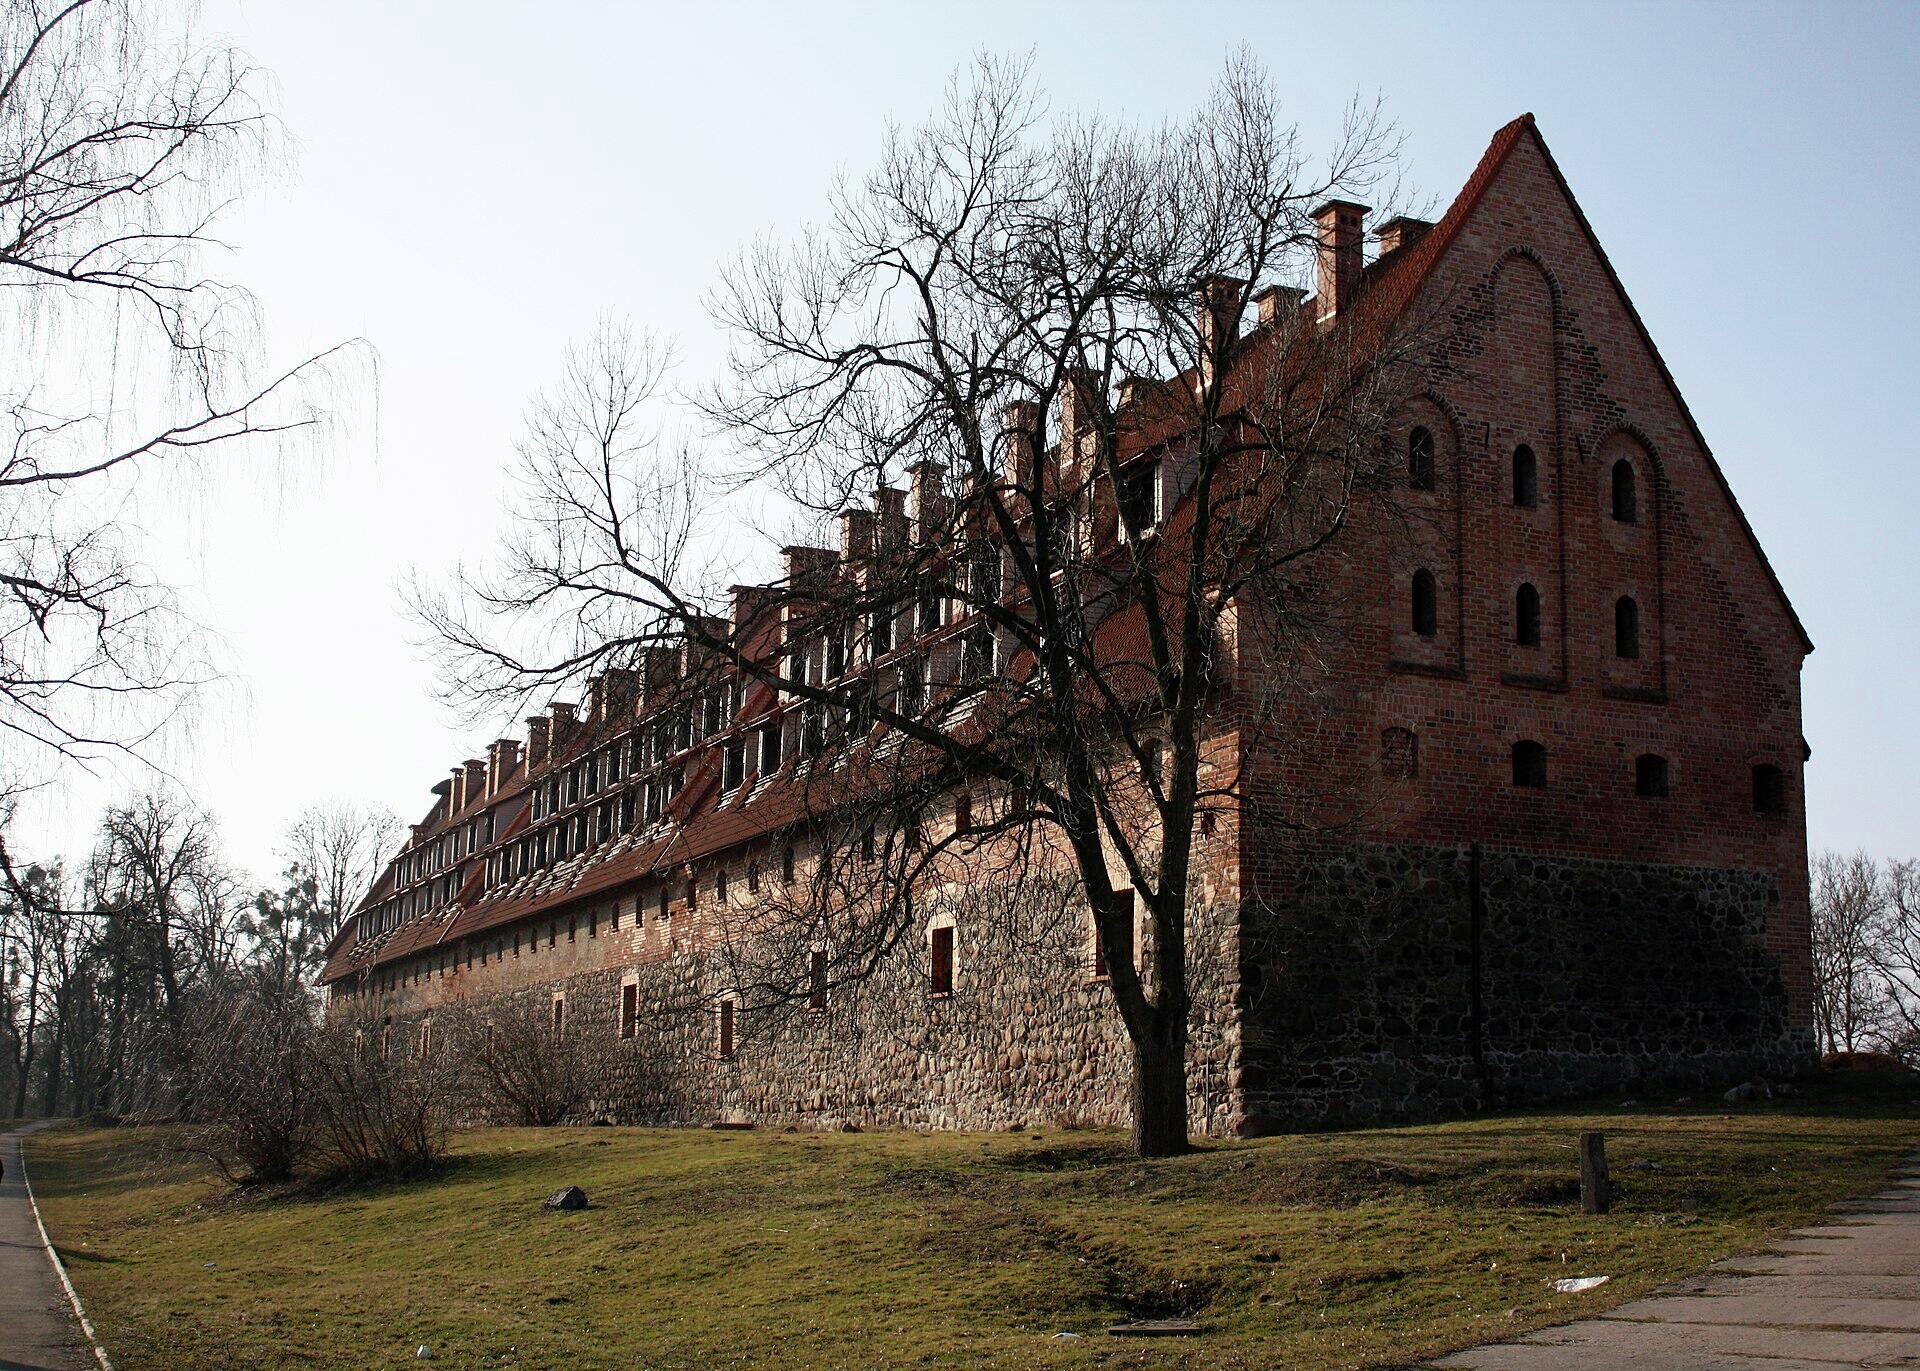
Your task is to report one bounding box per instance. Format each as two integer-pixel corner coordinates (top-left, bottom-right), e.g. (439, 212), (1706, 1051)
(1579, 1130), (1611, 1215)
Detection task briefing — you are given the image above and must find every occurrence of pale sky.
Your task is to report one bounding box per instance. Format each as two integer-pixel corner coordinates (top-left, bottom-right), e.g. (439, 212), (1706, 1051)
(28, 0), (1920, 883)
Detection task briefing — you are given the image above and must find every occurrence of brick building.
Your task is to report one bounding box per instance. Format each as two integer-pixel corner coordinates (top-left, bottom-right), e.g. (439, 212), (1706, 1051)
(321, 115), (1814, 1134)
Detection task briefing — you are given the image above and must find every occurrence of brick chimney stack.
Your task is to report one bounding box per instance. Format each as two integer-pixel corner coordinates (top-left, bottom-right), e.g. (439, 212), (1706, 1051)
(463, 759), (487, 807)
(906, 462), (948, 544)
(1312, 200), (1368, 320)
(525, 715), (550, 771)
(487, 738), (521, 795)
(1253, 284), (1308, 327)
(449, 766), (467, 813)
(549, 701), (577, 752)
(839, 508), (874, 564)
(1374, 215), (1432, 259)
(873, 485), (908, 547)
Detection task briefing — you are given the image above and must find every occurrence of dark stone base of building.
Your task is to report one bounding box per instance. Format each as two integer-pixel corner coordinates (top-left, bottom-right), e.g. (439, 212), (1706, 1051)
(381, 844), (1811, 1138)
(1238, 843), (1816, 1131)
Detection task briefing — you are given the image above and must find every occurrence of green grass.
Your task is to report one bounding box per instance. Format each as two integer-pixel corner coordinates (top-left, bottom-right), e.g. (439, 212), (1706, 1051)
(25, 1076), (1918, 1371)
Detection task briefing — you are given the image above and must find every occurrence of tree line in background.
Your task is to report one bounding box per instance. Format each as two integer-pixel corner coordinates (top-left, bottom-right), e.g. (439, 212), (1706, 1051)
(0, 795), (397, 1121)
(1809, 848), (1920, 1064)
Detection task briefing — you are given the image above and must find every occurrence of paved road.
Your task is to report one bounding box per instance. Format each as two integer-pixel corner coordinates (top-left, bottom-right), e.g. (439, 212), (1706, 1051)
(1426, 1148), (1920, 1369)
(0, 1121), (90, 1371)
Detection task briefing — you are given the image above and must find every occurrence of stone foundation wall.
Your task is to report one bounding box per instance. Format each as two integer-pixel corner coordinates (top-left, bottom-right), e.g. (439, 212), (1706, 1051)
(1240, 842), (1814, 1129)
(374, 896), (1246, 1137)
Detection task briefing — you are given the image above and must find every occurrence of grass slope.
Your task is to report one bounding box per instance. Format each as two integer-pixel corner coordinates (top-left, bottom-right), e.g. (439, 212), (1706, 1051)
(26, 1077), (1918, 1371)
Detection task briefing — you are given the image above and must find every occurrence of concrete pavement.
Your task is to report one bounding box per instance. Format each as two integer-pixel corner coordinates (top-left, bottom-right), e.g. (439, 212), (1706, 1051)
(1, 1121), (91, 1371)
(1426, 1149), (1920, 1369)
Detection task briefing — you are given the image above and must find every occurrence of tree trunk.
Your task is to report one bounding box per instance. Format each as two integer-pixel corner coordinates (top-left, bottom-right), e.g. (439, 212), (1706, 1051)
(1129, 1015), (1190, 1158)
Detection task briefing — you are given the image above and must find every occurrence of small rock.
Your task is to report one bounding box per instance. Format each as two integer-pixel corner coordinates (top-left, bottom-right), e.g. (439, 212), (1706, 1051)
(544, 1186), (589, 1211)
(1723, 1082), (1754, 1103)
(416, 1345), (432, 1359)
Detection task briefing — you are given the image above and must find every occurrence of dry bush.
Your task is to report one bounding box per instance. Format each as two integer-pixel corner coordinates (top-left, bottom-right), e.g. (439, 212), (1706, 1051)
(308, 1008), (457, 1179)
(175, 983), (325, 1184)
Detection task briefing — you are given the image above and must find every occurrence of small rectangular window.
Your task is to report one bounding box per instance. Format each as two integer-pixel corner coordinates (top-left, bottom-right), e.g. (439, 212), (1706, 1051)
(551, 996), (566, 1041)
(930, 925), (954, 997)
(808, 949), (828, 1011)
(1093, 890), (1136, 979)
(620, 983), (638, 1039)
(719, 999), (736, 1059)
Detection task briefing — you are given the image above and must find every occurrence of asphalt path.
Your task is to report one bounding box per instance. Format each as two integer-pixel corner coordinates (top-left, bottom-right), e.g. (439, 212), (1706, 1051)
(0, 1121), (90, 1371)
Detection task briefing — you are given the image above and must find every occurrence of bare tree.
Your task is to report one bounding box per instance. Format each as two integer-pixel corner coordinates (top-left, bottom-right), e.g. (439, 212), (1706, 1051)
(421, 56), (1428, 1156)
(0, 0), (359, 858)
(309, 1004), (454, 1178)
(1866, 857), (1920, 1062)
(282, 803), (404, 941)
(175, 974), (322, 1183)
(1809, 849), (1891, 1056)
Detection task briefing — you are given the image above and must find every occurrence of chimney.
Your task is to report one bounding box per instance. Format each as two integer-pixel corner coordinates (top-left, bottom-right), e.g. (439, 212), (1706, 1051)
(487, 738), (521, 795)
(1253, 284), (1308, 327)
(585, 673), (608, 723)
(1196, 275), (1246, 353)
(1056, 367), (1101, 488)
(525, 714), (550, 771)
(866, 485), (905, 555)
(1375, 215), (1432, 259)
(449, 765), (467, 813)
(1312, 199), (1368, 320)
(839, 508), (875, 563)
(600, 667), (638, 719)
(907, 462), (948, 542)
(549, 700), (578, 752)
(463, 758), (488, 807)
(998, 398), (1041, 489)
(430, 778), (452, 820)
(782, 545), (836, 592)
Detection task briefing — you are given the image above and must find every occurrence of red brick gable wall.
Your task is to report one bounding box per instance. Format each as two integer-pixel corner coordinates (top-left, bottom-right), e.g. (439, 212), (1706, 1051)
(1245, 125), (1811, 1031)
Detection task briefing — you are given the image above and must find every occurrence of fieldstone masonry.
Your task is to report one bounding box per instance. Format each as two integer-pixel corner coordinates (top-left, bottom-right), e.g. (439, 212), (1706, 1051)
(1242, 843), (1804, 1129)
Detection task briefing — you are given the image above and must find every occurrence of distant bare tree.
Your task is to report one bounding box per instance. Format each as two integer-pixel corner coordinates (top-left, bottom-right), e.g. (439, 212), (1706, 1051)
(0, 0), (360, 871)
(1866, 857), (1920, 1063)
(282, 803), (404, 941)
(1810, 849), (1892, 1055)
(421, 55), (1429, 1156)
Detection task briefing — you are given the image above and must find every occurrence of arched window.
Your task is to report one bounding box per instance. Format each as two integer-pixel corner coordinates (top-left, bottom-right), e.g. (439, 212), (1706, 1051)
(1515, 583), (1542, 647)
(1511, 740), (1547, 788)
(1611, 459), (1637, 523)
(1635, 753), (1669, 798)
(1512, 445), (1538, 507)
(1615, 596), (1640, 659)
(1752, 763), (1786, 815)
(1408, 426), (1436, 491)
(1410, 569), (1437, 636)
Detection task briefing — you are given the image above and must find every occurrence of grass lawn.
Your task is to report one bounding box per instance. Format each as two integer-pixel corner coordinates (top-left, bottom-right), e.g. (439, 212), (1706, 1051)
(25, 1076), (1918, 1371)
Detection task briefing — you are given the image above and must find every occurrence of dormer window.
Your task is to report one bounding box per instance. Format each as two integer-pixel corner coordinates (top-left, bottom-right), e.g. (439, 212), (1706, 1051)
(1118, 460), (1160, 536)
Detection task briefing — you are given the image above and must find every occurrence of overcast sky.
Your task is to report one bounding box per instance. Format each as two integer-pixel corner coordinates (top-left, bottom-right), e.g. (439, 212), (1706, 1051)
(25, 0), (1920, 882)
